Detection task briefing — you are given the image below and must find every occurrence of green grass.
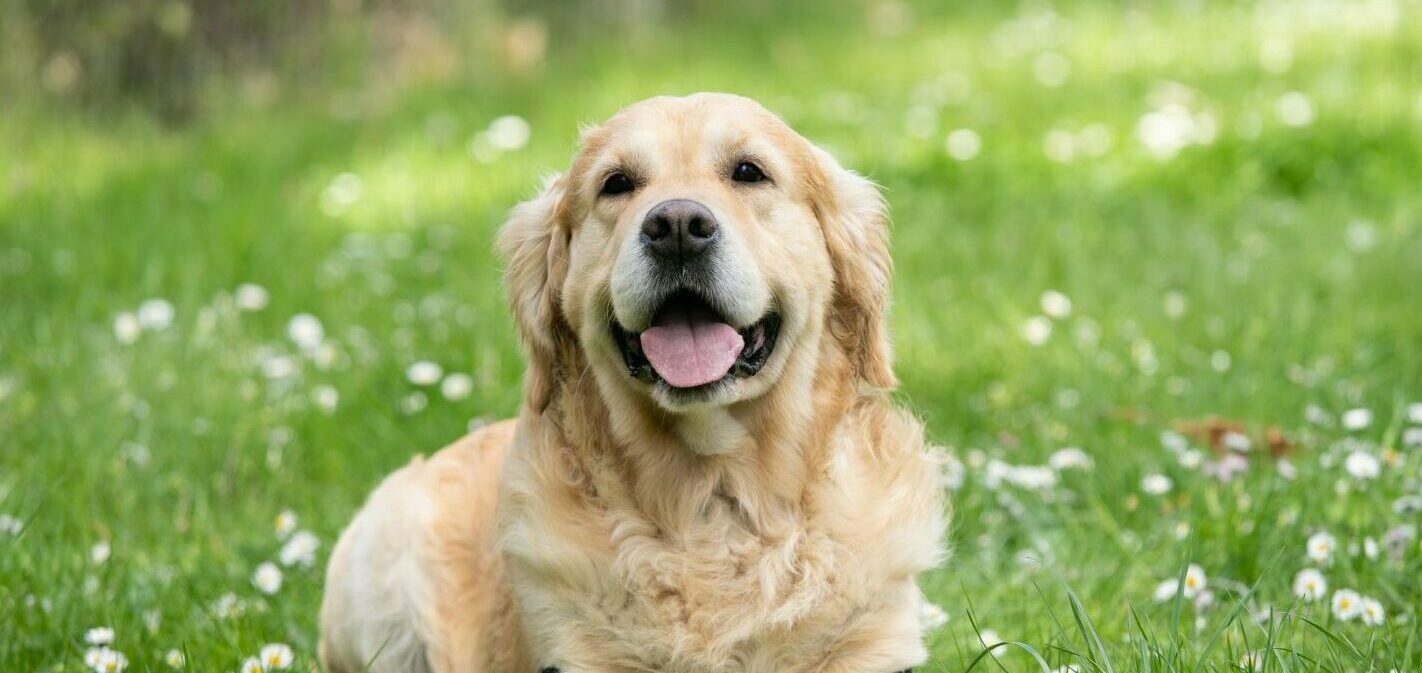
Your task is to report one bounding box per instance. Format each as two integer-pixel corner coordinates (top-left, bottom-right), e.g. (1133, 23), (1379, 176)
(4, 1), (1422, 670)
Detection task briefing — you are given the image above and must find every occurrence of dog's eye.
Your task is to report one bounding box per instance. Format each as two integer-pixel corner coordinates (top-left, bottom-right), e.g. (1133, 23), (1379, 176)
(600, 172), (635, 196)
(731, 161), (767, 183)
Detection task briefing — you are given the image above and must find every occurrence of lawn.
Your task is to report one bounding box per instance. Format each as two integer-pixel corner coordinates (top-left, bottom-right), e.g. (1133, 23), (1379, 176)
(4, 1), (1422, 671)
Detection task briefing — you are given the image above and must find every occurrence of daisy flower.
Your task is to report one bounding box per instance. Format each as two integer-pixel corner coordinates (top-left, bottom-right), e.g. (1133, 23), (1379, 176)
(311, 385), (339, 413)
(235, 283), (270, 312)
(239, 657), (263, 673)
(1141, 473), (1173, 495)
(279, 530), (320, 568)
(1360, 597), (1385, 626)
(84, 627), (114, 646)
(90, 541), (111, 565)
(1021, 316), (1052, 346)
(260, 643), (295, 670)
(1344, 451), (1380, 480)
(1292, 568), (1327, 601)
(114, 312), (141, 344)
(1182, 564), (1207, 598)
(1153, 564), (1207, 601)
(1341, 408), (1373, 431)
(1306, 532), (1336, 563)
(1040, 290), (1072, 319)
(287, 314), (324, 351)
(977, 629), (1004, 657)
(919, 599), (949, 631)
(406, 361), (443, 386)
(89, 649), (128, 673)
(164, 649), (185, 668)
(274, 510), (298, 538)
(1332, 589), (1362, 621)
(945, 128), (982, 161)
(440, 373), (474, 401)
(137, 299), (174, 331)
(252, 562), (283, 595)
(1048, 447), (1093, 471)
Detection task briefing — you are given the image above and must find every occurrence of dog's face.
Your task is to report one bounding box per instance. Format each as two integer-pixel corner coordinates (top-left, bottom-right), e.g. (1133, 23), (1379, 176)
(502, 93), (896, 423)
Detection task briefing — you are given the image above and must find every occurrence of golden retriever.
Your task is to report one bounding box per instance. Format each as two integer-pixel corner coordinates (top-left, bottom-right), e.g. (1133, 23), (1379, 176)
(319, 93), (947, 673)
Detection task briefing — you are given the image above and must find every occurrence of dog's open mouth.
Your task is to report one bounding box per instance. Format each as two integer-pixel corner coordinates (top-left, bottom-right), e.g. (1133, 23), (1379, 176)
(612, 290), (780, 390)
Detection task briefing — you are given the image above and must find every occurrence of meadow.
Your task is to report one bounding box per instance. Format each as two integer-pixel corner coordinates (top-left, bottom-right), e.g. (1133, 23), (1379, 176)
(3, 1), (1422, 670)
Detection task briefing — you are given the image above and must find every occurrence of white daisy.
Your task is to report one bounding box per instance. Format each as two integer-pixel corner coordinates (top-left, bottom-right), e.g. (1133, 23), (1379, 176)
(114, 312), (141, 344)
(274, 510), (297, 538)
(1292, 568), (1327, 601)
(1021, 316), (1052, 346)
(919, 599), (949, 631)
(164, 649), (185, 668)
(485, 115), (531, 152)
(90, 541), (111, 565)
(212, 593), (245, 619)
(1307, 532), (1336, 563)
(84, 627), (115, 646)
(1276, 91), (1315, 127)
(440, 373), (474, 401)
(1141, 473), (1173, 496)
(944, 128), (981, 161)
(1409, 402), (1422, 424)
(321, 173), (362, 216)
(1332, 589), (1362, 620)
(137, 298), (175, 331)
(259, 643), (295, 670)
(1403, 427), (1422, 448)
(1341, 408), (1373, 431)
(0, 513), (22, 535)
(1222, 431), (1252, 453)
(1360, 597), (1385, 626)
(977, 629), (1004, 657)
(1182, 564), (1207, 598)
(252, 562), (283, 595)
(286, 314), (325, 351)
(235, 283), (270, 312)
(1344, 451), (1381, 480)
(90, 649), (128, 673)
(311, 385), (339, 413)
(239, 657), (263, 673)
(279, 530), (320, 568)
(1039, 290), (1072, 319)
(406, 361), (443, 386)
(1048, 447), (1093, 471)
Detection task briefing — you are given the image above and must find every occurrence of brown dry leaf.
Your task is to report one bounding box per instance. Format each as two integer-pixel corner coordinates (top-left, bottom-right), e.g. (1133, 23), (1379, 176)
(1173, 416), (1246, 453)
(1264, 426), (1296, 458)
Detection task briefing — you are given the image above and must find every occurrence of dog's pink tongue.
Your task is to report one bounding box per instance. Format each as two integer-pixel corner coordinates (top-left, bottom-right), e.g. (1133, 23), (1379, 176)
(639, 305), (744, 388)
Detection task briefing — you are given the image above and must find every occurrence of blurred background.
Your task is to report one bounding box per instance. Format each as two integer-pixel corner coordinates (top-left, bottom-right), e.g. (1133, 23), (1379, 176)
(4, 0), (1422, 670)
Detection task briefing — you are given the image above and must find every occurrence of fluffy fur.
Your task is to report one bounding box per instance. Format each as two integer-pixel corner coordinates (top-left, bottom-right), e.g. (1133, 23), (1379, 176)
(320, 93), (947, 673)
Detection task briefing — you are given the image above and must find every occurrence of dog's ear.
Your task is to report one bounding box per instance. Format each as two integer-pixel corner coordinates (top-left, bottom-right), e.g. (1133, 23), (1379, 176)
(809, 148), (898, 390)
(497, 174), (572, 411)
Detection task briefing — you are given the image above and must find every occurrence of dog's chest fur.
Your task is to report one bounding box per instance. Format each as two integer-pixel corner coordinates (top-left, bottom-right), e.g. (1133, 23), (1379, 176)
(505, 447), (905, 673)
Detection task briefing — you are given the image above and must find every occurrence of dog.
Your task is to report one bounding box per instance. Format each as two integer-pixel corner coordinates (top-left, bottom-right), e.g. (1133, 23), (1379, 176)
(319, 93), (947, 673)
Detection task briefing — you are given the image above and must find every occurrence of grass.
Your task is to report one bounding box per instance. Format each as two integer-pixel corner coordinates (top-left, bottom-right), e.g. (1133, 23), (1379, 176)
(4, 1), (1422, 670)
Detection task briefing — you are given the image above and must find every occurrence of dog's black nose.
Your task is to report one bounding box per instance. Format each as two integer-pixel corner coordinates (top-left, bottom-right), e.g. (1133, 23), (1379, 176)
(641, 199), (719, 263)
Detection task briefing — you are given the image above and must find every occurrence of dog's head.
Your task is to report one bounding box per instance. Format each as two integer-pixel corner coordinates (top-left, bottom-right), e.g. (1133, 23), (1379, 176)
(500, 93), (894, 425)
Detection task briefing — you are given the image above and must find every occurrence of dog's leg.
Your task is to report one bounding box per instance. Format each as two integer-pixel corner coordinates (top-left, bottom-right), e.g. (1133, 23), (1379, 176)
(319, 456), (443, 673)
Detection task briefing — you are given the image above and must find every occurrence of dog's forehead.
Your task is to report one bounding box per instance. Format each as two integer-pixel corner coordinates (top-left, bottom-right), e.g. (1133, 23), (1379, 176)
(579, 94), (798, 168)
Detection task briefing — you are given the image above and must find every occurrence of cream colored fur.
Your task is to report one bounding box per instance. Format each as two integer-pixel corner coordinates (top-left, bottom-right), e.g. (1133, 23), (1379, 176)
(320, 93), (947, 673)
